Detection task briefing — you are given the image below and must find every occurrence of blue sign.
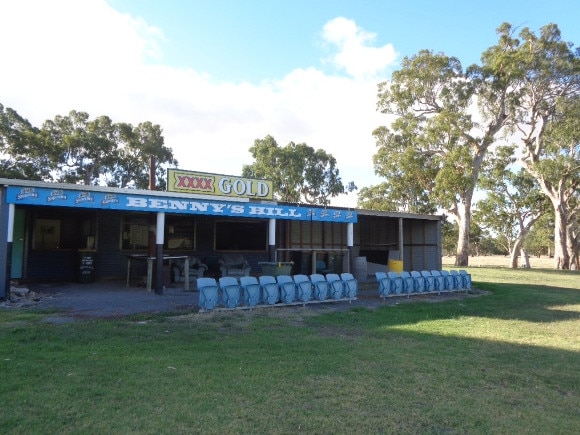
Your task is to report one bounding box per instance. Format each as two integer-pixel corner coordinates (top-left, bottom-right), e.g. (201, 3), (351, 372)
(6, 186), (357, 223)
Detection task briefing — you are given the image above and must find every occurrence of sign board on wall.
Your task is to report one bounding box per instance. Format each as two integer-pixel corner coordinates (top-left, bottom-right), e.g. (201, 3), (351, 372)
(6, 186), (357, 223)
(167, 169), (273, 200)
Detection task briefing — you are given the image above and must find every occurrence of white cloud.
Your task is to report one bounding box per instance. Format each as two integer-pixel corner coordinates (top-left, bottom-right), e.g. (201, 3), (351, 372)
(321, 17), (398, 80)
(0, 2), (397, 208)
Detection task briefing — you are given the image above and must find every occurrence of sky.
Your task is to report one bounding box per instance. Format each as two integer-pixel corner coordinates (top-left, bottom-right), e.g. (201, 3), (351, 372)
(1, 0), (579, 207)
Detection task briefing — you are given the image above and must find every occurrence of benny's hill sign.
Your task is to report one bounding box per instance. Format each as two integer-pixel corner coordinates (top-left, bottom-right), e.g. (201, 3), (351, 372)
(6, 186), (357, 223)
(167, 169), (273, 200)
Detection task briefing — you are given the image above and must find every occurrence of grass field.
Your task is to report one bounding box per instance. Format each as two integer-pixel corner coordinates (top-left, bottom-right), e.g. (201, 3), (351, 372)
(442, 254), (555, 269)
(1, 267), (579, 434)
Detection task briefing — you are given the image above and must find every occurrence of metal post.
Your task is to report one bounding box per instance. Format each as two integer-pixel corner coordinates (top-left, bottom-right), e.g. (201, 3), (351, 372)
(3, 204), (15, 300)
(268, 218), (276, 261)
(347, 222), (353, 274)
(155, 212), (165, 295)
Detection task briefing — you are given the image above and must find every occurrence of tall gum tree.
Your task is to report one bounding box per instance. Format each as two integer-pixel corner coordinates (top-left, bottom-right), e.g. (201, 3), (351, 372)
(492, 24), (580, 269)
(373, 48), (511, 266)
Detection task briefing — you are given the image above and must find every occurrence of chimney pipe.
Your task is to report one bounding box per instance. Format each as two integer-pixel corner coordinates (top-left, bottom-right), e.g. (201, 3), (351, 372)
(149, 155), (156, 190)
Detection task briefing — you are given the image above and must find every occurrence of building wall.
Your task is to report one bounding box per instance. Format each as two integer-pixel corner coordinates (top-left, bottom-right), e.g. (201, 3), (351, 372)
(4, 199), (441, 285)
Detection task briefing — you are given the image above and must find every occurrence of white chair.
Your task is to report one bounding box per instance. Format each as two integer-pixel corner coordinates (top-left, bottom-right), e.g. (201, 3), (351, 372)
(172, 256), (207, 283)
(218, 254), (251, 278)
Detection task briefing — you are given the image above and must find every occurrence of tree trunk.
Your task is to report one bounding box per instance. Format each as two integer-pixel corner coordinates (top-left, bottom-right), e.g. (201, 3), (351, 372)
(521, 248), (531, 268)
(455, 201), (470, 266)
(553, 202), (569, 270)
(509, 237), (524, 268)
(567, 224), (579, 270)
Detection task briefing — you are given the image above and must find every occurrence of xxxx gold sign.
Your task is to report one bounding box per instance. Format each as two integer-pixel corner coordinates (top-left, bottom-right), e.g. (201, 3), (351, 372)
(167, 169), (273, 200)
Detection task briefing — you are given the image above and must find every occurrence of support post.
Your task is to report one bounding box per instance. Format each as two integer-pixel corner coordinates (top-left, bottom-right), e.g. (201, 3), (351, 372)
(3, 204), (15, 300)
(155, 212), (165, 295)
(347, 222), (353, 274)
(398, 218), (403, 261)
(268, 218), (276, 261)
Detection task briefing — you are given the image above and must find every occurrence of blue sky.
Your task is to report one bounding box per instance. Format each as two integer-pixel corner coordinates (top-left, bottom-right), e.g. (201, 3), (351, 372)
(1, 0), (579, 207)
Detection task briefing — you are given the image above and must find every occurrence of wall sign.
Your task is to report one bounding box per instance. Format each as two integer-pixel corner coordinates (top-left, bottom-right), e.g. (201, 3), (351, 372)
(167, 169), (273, 200)
(6, 186), (357, 223)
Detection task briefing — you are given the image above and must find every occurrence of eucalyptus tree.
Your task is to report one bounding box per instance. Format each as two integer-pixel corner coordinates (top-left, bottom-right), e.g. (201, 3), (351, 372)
(42, 110), (118, 185)
(474, 146), (548, 268)
(1, 104), (176, 190)
(373, 47), (512, 266)
(493, 23), (580, 269)
(108, 121), (177, 190)
(0, 103), (55, 180)
(242, 135), (345, 206)
(524, 212), (555, 258)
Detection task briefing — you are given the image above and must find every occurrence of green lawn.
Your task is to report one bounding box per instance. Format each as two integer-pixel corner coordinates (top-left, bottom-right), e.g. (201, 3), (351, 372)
(1, 268), (579, 434)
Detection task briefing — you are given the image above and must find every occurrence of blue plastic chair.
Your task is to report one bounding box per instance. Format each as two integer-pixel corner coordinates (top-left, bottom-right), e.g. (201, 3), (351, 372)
(430, 270), (445, 293)
(240, 276), (261, 307)
(197, 277), (219, 311)
(440, 270), (454, 291)
(410, 271), (425, 293)
(310, 274), (329, 301)
(326, 273), (344, 300)
(400, 271), (414, 295)
(293, 274), (312, 302)
(450, 270), (463, 290)
(387, 272), (403, 295)
(459, 270), (472, 290)
(340, 273), (358, 299)
(421, 271), (435, 293)
(219, 277), (241, 308)
(376, 271), (390, 298)
(259, 275), (279, 305)
(277, 275), (296, 304)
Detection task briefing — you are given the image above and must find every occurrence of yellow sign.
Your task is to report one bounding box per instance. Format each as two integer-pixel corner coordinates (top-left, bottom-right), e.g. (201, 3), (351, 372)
(167, 169), (273, 200)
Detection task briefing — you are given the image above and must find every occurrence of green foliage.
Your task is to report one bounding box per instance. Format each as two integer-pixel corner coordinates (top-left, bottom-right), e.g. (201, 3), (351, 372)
(474, 145), (549, 265)
(42, 111), (118, 185)
(108, 121), (176, 190)
(524, 212), (556, 257)
(0, 104), (55, 180)
(0, 104), (177, 188)
(441, 219), (458, 256)
(491, 23), (580, 268)
(370, 22), (580, 268)
(242, 135), (345, 205)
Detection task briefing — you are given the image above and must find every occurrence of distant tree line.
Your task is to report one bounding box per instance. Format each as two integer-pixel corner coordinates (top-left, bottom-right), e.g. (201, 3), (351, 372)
(0, 105), (177, 190)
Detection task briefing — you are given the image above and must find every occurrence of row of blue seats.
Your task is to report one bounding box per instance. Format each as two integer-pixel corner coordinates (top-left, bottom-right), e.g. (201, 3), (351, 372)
(197, 273), (359, 311)
(375, 270), (472, 298)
